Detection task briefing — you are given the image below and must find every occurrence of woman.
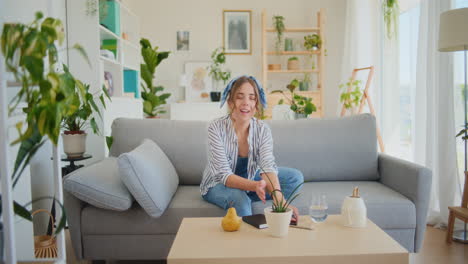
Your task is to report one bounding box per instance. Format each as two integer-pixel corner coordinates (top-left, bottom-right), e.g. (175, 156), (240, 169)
(200, 75), (304, 220)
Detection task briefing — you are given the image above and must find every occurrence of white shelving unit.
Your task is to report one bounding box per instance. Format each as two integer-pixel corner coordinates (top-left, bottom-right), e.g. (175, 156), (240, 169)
(66, 0), (143, 162)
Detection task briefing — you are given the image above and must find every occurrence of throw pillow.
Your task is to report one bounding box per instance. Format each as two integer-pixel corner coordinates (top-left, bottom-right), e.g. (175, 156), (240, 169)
(63, 157), (134, 211)
(118, 138), (179, 218)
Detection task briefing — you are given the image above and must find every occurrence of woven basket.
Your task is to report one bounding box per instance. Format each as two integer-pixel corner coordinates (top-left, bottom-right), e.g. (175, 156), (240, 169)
(32, 209), (58, 259)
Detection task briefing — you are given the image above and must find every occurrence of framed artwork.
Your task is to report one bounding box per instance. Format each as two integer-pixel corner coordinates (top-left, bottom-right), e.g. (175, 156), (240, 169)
(223, 10), (252, 54)
(184, 62), (212, 102)
(177, 31), (189, 51)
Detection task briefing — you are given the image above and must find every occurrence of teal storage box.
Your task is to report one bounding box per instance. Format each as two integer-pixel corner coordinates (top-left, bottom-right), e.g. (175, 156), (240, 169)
(100, 0), (120, 36)
(124, 70), (139, 98)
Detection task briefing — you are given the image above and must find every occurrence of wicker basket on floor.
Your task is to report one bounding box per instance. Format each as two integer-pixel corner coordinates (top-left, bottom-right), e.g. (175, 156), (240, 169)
(32, 209), (58, 259)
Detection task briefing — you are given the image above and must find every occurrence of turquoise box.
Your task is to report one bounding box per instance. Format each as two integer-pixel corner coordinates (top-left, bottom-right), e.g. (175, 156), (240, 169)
(124, 70), (139, 98)
(100, 0), (121, 36)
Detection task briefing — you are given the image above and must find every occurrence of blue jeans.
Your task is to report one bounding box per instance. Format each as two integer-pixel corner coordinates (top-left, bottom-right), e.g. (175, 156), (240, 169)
(202, 167), (304, 216)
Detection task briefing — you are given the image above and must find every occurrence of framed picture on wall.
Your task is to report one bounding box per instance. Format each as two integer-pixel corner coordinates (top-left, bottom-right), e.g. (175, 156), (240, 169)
(223, 10), (252, 54)
(177, 31), (190, 51)
(184, 62), (212, 102)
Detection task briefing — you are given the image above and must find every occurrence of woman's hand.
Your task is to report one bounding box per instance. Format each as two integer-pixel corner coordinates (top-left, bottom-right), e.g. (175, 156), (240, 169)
(255, 180), (267, 203)
(289, 205), (300, 222)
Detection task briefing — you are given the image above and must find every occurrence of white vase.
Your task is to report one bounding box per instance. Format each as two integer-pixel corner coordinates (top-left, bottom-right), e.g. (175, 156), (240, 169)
(341, 195), (367, 228)
(264, 207), (292, 237)
(62, 132), (87, 158)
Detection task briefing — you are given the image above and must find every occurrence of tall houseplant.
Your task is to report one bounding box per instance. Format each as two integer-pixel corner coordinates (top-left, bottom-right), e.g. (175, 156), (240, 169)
(1, 12), (90, 237)
(272, 79), (317, 119)
(61, 84), (110, 157)
(208, 47), (231, 102)
(140, 38), (171, 118)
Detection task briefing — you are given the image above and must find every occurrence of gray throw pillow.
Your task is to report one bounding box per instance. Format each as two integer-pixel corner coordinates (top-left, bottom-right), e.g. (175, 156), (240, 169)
(63, 157), (134, 211)
(118, 138), (179, 218)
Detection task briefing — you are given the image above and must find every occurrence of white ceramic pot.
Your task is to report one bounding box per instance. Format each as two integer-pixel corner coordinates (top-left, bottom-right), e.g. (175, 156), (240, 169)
(341, 196), (367, 228)
(264, 207), (292, 237)
(62, 132), (87, 158)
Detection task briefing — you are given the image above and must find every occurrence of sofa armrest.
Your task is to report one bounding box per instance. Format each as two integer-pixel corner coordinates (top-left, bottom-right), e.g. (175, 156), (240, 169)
(378, 153), (432, 252)
(64, 189), (86, 260)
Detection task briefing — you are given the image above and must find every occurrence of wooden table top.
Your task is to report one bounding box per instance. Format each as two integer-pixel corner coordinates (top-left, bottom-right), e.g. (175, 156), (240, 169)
(168, 215), (409, 264)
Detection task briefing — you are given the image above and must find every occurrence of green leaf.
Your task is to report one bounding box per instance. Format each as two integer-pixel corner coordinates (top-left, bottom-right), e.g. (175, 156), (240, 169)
(278, 99), (284, 105)
(23, 55), (44, 82)
(90, 118), (99, 134)
(14, 201), (32, 221)
(106, 136), (114, 151)
(156, 51), (170, 67)
(72, 43), (90, 66)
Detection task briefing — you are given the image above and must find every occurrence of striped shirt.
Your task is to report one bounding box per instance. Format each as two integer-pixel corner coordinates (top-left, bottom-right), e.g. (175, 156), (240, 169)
(200, 115), (278, 196)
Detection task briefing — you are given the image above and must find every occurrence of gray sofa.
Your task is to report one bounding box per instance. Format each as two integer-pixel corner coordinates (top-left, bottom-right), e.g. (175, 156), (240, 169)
(64, 114), (432, 261)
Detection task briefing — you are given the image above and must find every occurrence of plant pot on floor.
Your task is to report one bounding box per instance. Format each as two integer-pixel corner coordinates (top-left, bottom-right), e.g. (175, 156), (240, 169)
(210, 91), (221, 102)
(264, 207), (292, 237)
(62, 131), (87, 158)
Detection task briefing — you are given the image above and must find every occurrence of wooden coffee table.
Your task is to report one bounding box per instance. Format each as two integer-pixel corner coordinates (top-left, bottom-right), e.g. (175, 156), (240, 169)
(168, 215), (409, 264)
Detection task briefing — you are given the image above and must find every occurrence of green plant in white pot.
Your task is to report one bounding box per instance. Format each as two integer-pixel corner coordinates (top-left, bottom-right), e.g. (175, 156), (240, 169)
(61, 84), (109, 158)
(208, 47), (231, 101)
(272, 79), (317, 119)
(1, 12), (90, 241)
(261, 167), (303, 237)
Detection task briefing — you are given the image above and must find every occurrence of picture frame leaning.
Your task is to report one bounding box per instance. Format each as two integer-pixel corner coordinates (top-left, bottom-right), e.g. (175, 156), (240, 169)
(223, 10), (252, 55)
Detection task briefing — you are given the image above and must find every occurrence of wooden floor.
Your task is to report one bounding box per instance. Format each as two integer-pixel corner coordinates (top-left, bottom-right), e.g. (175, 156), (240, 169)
(60, 225), (465, 263)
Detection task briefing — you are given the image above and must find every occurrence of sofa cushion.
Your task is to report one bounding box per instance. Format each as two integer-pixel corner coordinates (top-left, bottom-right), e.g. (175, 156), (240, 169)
(63, 157), (133, 211)
(267, 114), (379, 182)
(251, 181), (416, 229)
(110, 119), (208, 185)
(118, 139), (179, 218)
(81, 186), (224, 235)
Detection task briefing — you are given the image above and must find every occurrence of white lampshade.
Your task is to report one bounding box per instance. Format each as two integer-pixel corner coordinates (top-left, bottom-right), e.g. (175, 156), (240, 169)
(438, 7), (468, 52)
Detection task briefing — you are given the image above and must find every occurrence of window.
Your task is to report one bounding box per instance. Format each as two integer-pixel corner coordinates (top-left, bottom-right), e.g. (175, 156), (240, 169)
(397, 6), (420, 161)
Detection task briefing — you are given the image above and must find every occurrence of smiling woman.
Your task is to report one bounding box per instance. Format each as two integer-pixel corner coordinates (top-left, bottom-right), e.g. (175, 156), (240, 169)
(199, 75), (304, 220)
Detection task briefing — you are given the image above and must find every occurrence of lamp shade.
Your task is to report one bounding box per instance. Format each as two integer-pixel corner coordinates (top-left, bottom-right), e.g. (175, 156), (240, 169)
(438, 7), (468, 52)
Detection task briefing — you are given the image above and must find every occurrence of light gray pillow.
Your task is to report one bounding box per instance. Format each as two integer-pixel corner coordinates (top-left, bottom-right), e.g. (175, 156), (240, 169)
(63, 157), (134, 211)
(118, 138), (179, 218)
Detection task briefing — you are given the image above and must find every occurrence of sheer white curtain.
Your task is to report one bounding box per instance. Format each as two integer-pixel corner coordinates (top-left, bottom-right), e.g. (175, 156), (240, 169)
(339, 0), (383, 117)
(413, 0), (460, 227)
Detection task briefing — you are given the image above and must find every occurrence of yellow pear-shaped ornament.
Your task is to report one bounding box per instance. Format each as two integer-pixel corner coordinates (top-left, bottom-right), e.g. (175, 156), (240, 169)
(222, 207), (241, 232)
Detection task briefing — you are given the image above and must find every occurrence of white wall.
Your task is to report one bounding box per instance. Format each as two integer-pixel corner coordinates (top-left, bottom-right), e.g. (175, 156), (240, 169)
(123, 0), (346, 117)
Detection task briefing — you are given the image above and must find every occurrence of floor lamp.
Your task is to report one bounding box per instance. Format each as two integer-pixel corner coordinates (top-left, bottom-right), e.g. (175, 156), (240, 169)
(439, 7), (468, 243)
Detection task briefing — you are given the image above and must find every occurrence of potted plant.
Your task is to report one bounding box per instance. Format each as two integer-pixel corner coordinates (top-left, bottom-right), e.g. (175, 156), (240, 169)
(140, 38), (171, 118)
(61, 84), (109, 158)
(339, 78), (363, 115)
(268, 15), (285, 71)
(1, 12), (90, 248)
(383, 0), (399, 39)
(272, 79), (317, 119)
(304, 34), (321, 70)
(260, 167), (303, 237)
(208, 47), (231, 102)
(287, 56), (299, 71)
(299, 73), (311, 91)
(304, 34), (321, 51)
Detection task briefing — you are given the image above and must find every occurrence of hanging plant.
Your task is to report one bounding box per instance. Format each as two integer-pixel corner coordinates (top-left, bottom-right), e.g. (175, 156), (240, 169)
(383, 0), (399, 39)
(273, 16), (285, 54)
